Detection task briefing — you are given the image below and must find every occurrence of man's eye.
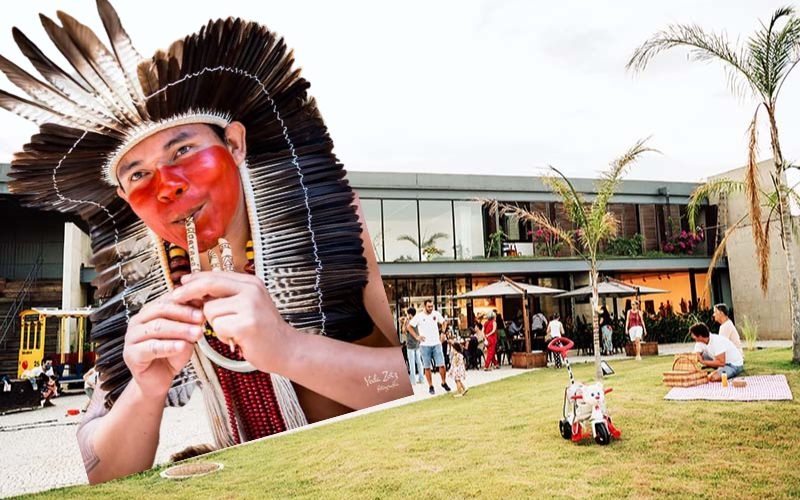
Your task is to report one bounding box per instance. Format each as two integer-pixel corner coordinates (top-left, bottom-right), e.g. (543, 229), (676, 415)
(175, 145), (191, 158)
(129, 171), (147, 183)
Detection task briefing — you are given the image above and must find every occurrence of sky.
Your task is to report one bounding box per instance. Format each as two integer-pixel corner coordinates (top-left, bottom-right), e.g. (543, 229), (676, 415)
(0, 0), (798, 183)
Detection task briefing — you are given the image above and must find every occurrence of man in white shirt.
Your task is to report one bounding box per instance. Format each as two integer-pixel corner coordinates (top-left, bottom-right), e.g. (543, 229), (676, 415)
(713, 303), (743, 355)
(690, 323), (745, 381)
(409, 300), (451, 395)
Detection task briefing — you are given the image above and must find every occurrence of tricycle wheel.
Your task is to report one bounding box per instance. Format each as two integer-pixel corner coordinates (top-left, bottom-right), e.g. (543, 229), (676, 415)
(594, 422), (611, 445)
(559, 419), (572, 440)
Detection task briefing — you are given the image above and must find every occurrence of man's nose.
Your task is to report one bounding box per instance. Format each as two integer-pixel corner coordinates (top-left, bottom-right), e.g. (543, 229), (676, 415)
(155, 164), (188, 202)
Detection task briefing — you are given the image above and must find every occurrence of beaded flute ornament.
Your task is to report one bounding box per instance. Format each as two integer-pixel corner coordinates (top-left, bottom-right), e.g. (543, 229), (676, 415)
(1, 0), (374, 445)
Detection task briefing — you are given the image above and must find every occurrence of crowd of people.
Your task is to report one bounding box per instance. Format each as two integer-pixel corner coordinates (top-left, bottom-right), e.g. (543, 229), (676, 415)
(400, 299), (747, 382)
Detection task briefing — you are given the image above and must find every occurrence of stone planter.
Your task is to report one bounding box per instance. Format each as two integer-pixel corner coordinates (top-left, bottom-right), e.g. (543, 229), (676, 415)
(512, 350), (547, 369)
(625, 341), (658, 357)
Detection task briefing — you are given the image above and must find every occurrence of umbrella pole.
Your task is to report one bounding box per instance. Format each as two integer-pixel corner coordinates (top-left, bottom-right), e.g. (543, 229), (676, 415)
(503, 276), (532, 353)
(522, 292), (531, 353)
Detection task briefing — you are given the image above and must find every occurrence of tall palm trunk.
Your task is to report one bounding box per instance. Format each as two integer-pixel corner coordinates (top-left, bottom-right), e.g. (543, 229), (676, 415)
(590, 262), (602, 380)
(766, 107), (800, 362)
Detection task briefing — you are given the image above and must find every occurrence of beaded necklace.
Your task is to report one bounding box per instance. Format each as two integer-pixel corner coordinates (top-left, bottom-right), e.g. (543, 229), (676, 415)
(167, 240), (286, 443)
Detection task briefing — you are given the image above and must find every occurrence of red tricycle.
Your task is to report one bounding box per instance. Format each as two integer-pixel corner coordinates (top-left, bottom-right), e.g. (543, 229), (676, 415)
(547, 336), (621, 445)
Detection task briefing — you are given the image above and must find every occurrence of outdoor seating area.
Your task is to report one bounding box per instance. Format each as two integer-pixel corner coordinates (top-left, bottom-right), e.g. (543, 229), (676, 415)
(453, 275), (677, 365)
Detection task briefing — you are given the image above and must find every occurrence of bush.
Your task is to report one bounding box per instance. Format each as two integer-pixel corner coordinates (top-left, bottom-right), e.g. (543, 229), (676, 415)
(643, 307), (714, 343)
(661, 227), (705, 255)
(604, 234), (644, 257)
(562, 308), (713, 354)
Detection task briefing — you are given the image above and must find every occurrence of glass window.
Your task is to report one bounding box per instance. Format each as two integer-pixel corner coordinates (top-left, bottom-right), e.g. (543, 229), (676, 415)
(454, 201), (485, 260)
(437, 277), (459, 332)
(396, 278), (436, 312)
(383, 200), (420, 262)
(360, 199), (384, 261)
(499, 202), (531, 242)
(418, 200), (454, 260)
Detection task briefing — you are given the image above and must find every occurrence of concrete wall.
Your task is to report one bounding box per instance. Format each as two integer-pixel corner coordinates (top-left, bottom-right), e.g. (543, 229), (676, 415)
(711, 159), (797, 339)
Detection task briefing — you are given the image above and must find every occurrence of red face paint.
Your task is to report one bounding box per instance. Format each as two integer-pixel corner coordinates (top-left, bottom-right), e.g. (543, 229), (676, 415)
(126, 145), (242, 251)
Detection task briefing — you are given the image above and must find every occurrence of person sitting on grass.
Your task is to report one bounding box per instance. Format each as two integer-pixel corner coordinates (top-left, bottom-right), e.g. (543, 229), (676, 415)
(689, 322), (744, 382)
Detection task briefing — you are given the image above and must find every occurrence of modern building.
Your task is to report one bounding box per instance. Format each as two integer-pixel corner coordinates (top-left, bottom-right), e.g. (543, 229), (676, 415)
(352, 171), (726, 334)
(1, 161), (790, 373)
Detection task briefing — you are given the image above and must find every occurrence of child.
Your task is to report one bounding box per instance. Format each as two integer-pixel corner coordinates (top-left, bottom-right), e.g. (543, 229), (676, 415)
(449, 342), (469, 397)
(41, 376), (58, 407)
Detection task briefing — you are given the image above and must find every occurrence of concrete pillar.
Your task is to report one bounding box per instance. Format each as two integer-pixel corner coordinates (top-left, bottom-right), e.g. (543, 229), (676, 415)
(61, 223), (88, 350)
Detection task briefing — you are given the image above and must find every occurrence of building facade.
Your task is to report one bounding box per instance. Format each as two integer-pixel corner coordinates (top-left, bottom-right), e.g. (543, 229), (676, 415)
(6, 164), (791, 361)
(351, 171), (730, 337)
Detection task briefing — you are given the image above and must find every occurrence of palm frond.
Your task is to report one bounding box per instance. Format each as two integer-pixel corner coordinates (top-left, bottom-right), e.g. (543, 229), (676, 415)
(772, 15), (800, 99)
(421, 232), (449, 248)
(592, 211), (620, 248)
(396, 234), (419, 247)
(627, 23), (757, 99)
(687, 177), (746, 229)
(481, 198), (501, 217)
(745, 106), (770, 293)
(748, 7), (800, 102)
(544, 166), (588, 228)
(700, 214), (750, 299)
(495, 203), (581, 257)
(591, 137), (658, 237)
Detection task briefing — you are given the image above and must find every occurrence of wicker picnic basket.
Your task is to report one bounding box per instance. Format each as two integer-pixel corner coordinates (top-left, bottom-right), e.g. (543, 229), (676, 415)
(662, 353), (708, 387)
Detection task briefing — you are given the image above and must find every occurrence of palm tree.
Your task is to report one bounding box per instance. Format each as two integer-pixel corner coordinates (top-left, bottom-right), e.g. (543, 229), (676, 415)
(489, 139), (655, 379)
(396, 232), (449, 261)
(628, 6), (800, 363)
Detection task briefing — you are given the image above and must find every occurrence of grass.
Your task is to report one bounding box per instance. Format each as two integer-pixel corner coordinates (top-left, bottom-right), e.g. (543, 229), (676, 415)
(24, 349), (800, 499)
(740, 315), (759, 352)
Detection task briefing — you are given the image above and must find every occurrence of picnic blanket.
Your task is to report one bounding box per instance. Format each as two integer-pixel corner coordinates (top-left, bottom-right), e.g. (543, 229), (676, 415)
(664, 375), (793, 401)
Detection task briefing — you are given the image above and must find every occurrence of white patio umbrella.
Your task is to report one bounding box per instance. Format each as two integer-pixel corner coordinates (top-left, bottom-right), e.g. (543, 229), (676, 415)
(456, 276), (564, 352)
(555, 277), (669, 319)
(554, 281), (668, 298)
(457, 280), (565, 299)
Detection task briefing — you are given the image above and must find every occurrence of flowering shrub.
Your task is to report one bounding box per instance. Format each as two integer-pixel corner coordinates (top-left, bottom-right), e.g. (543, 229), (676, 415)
(530, 227), (565, 257)
(661, 227), (705, 255)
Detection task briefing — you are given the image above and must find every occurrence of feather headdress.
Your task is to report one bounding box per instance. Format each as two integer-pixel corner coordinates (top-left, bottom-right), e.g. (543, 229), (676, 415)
(1, 0), (372, 437)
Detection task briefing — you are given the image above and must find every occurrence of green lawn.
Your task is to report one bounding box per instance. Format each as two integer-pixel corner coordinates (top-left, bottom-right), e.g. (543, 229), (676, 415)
(27, 349), (800, 499)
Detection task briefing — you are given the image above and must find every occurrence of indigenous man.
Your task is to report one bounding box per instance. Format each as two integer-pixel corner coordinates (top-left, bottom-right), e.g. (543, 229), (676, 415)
(0, 0), (411, 484)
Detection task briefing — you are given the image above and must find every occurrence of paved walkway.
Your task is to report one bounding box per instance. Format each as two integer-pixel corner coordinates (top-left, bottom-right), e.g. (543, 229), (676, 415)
(0, 340), (791, 497)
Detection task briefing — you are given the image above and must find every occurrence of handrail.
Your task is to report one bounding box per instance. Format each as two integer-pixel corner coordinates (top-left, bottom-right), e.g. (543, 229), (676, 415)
(0, 254), (43, 348)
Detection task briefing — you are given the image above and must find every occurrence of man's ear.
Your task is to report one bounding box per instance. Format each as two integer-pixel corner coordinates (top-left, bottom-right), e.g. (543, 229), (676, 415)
(224, 121), (247, 165)
(116, 186), (128, 202)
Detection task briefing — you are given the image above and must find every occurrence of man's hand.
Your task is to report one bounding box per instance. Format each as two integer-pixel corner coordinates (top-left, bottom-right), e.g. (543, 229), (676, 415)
(173, 271), (294, 372)
(123, 297), (204, 398)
